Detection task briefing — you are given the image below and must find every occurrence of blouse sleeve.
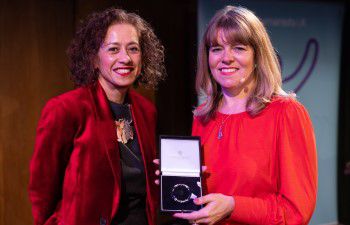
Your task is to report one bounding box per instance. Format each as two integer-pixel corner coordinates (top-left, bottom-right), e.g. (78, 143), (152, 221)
(191, 116), (200, 136)
(28, 98), (77, 225)
(229, 100), (318, 224)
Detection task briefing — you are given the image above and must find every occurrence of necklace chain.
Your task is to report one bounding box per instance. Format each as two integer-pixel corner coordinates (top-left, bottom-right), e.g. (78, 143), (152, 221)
(120, 142), (141, 162)
(217, 114), (232, 140)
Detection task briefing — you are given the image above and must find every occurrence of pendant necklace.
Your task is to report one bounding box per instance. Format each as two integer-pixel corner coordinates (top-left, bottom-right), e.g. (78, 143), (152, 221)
(217, 113), (232, 140)
(115, 118), (134, 144)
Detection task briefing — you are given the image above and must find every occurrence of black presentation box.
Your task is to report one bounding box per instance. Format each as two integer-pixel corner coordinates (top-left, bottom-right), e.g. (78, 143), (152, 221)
(160, 135), (203, 212)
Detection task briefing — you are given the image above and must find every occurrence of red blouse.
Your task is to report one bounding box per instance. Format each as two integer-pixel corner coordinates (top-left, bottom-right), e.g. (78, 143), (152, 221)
(192, 97), (317, 225)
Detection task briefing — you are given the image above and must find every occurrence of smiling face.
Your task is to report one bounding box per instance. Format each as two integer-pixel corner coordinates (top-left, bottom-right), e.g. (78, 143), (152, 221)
(208, 29), (255, 95)
(95, 23), (142, 92)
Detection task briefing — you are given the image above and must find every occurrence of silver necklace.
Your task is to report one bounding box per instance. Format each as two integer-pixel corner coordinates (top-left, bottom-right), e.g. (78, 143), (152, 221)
(217, 114), (232, 140)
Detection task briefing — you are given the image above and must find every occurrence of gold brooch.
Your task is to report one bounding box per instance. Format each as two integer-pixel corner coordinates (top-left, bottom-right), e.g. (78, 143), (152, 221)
(115, 119), (134, 144)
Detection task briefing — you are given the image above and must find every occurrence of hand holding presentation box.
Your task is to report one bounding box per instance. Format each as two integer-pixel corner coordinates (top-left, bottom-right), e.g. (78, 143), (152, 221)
(160, 136), (203, 212)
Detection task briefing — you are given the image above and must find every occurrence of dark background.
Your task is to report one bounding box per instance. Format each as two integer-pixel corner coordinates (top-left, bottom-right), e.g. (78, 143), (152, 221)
(0, 0), (348, 224)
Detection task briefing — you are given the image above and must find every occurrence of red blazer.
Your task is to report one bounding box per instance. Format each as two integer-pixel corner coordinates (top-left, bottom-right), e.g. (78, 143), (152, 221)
(29, 82), (158, 225)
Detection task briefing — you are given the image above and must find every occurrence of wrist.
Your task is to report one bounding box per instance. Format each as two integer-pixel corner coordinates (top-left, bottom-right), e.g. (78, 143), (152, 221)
(229, 195), (235, 213)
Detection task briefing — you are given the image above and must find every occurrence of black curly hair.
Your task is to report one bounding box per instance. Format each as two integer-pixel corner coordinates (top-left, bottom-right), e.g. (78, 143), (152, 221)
(67, 8), (166, 89)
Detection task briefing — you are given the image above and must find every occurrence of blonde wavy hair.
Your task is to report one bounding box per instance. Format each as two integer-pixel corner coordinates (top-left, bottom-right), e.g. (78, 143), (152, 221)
(194, 5), (289, 123)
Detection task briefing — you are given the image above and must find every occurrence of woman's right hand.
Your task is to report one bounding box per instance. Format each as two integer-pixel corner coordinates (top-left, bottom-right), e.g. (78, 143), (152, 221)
(173, 193), (235, 225)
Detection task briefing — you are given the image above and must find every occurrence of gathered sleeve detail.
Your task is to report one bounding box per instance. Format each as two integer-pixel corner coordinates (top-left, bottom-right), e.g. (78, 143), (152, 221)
(229, 99), (317, 224)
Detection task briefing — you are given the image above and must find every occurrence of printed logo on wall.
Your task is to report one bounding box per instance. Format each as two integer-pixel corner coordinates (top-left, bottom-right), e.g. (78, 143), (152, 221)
(280, 38), (319, 93)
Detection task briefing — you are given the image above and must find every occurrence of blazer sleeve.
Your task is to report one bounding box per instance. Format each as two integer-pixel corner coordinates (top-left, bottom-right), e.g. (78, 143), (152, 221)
(28, 98), (77, 225)
(229, 100), (318, 224)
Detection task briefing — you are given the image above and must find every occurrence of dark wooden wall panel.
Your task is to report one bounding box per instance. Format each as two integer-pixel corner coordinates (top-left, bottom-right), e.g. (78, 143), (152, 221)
(0, 1), (74, 224)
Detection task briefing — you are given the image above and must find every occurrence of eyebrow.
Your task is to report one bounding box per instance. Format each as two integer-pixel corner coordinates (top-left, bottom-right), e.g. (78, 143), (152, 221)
(103, 41), (140, 46)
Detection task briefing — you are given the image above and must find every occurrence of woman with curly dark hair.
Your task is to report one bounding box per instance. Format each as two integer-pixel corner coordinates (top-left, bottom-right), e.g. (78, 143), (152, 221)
(29, 8), (165, 225)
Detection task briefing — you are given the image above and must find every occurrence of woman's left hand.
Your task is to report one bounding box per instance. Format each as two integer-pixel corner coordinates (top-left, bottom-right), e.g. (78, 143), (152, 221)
(173, 193), (235, 225)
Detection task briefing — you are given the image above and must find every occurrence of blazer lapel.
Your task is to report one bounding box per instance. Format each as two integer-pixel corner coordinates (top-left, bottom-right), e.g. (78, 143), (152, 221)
(128, 92), (148, 165)
(90, 82), (121, 218)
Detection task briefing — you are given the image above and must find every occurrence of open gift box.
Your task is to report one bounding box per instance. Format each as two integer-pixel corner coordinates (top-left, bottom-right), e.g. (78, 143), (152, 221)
(159, 135), (203, 212)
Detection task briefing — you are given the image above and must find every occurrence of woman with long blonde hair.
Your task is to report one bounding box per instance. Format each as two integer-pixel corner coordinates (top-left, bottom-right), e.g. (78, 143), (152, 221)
(174, 6), (317, 225)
